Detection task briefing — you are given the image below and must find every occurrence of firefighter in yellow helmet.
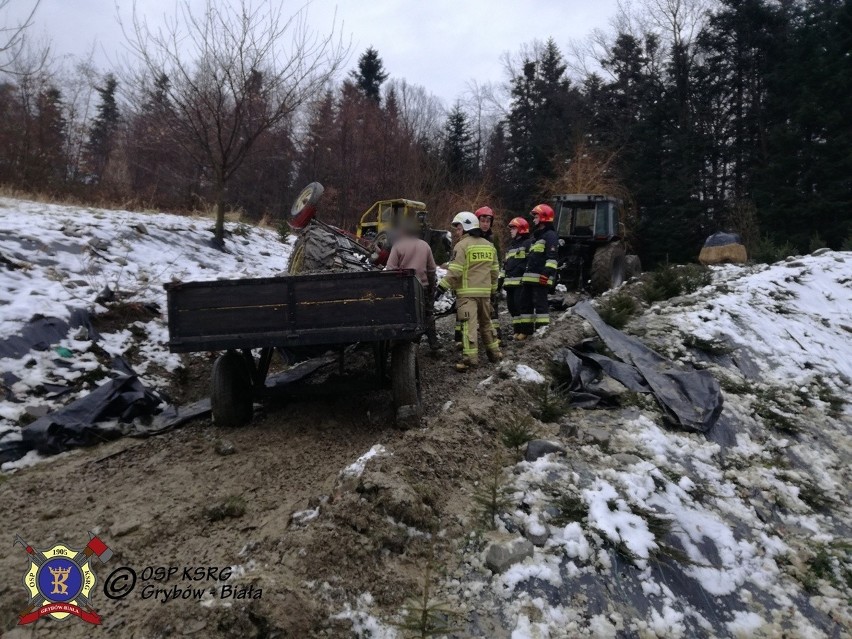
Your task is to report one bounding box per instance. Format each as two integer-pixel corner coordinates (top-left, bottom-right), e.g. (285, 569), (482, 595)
(436, 212), (502, 371)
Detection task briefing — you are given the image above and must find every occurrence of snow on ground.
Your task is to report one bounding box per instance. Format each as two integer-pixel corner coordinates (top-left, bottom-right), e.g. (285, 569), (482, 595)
(441, 252), (852, 639)
(0, 197), (293, 460)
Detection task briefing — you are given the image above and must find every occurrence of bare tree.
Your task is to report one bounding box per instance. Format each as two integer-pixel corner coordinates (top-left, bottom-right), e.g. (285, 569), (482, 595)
(0, 0), (44, 74)
(122, 0), (347, 243)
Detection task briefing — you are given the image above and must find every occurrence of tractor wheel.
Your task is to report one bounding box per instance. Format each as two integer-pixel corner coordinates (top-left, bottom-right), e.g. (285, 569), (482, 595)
(289, 182), (324, 230)
(211, 351), (254, 427)
(391, 342), (421, 429)
(590, 242), (626, 295)
(288, 238), (306, 274)
(625, 254), (642, 280)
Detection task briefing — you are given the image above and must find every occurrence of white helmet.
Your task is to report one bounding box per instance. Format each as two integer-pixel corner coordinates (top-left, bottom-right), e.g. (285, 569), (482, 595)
(451, 211), (479, 232)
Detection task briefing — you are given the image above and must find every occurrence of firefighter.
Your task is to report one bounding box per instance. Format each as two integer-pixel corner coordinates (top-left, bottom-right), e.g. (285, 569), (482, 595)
(518, 203), (558, 338)
(501, 216), (532, 340)
(384, 220), (439, 351)
(474, 206), (502, 344)
(437, 212), (502, 371)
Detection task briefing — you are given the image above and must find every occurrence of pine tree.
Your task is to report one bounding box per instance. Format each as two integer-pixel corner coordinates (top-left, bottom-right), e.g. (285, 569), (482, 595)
(85, 74), (119, 182)
(350, 47), (388, 103)
(442, 102), (476, 184)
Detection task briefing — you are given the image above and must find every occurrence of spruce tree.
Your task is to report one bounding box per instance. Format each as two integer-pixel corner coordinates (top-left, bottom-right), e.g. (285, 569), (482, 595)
(350, 47), (388, 103)
(442, 102), (476, 184)
(85, 74), (120, 181)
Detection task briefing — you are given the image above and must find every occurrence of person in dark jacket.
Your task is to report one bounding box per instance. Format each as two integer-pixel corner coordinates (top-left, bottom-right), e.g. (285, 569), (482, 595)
(501, 216), (532, 340)
(518, 203), (558, 339)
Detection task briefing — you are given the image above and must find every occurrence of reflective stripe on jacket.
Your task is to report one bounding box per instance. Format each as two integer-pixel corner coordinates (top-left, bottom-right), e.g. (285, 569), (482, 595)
(501, 234), (531, 287)
(522, 224), (559, 284)
(438, 234), (498, 297)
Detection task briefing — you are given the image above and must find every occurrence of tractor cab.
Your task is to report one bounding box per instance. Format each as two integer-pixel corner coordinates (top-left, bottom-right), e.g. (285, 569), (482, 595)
(356, 199), (428, 247)
(550, 194), (633, 294)
(553, 194), (622, 242)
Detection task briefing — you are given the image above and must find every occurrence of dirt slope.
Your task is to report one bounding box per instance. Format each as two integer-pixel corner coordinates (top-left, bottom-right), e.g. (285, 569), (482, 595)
(0, 313), (572, 638)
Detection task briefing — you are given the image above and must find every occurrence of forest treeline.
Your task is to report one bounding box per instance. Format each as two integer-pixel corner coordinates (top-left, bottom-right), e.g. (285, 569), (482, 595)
(0, 0), (849, 265)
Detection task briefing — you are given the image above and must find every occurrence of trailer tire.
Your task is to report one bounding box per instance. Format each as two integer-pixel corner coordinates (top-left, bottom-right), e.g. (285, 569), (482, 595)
(211, 351), (254, 427)
(391, 342), (421, 429)
(590, 242), (626, 295)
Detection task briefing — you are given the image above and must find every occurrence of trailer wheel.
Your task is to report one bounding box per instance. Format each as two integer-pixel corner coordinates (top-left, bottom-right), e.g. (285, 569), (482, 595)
(590, 242), (626, 295)
(391, 342), (421, 429)
(211, 351), (254, 427)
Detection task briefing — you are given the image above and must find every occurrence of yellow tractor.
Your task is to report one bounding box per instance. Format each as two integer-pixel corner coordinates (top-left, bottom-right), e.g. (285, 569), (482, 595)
(355, 199), (428, 252)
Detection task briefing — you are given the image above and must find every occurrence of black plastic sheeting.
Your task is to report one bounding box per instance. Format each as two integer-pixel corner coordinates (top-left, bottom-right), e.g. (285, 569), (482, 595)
(703, 231), (743, 248)
(0, 309), (100, 359)
(573, 301), (723, 434)
(21, 375), (163, 455)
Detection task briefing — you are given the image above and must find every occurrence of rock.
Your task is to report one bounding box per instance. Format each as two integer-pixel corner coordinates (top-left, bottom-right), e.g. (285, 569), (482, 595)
(111, 519), (141, 537)
(73, 326), (89, 340)
(612, 453), (643, 467)
(133, 222), (149, 235)
(589, 376), (628, 398)
(484, 536), (534, 573)
(95, 285), (115, 304)
(524, 439), (566, 462)
(114, 256), (128, 266)
(87, 237), (109, 250)
(259, 250), (270, 257)
(559, 420), (578, 438)
(215, 440), (236, 456)
(582, 427), (611, 446)
(811, 247), (830, 256)
(24, 405), (49, 418)
(524, 521), (550, 547)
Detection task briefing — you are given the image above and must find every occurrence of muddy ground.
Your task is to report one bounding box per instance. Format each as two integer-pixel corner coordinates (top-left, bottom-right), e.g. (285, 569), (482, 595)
(0, 310), (583, 638)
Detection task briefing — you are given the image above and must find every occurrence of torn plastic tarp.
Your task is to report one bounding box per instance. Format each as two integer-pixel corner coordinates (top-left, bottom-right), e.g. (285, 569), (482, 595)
(573, 301), (723, 433)
(22, 375), (163, 454)
(5, 352), (338, 464)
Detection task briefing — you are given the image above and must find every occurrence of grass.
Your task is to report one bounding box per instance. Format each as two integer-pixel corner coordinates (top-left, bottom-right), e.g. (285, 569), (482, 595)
(596, 292), (639, 329)
(642, 264), (712, 304)
(548, 493), (587, 527)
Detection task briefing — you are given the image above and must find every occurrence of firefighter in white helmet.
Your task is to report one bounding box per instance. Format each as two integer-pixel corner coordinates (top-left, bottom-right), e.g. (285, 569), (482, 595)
(436, 212), (502, 371)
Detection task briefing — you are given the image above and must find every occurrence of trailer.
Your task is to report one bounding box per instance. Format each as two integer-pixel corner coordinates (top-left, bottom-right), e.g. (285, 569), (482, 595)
(164, 269), (425, 427)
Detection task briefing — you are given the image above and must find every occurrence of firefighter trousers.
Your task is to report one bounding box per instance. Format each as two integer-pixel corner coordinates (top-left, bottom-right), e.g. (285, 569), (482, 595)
(506, 286), (524, 332)
(518, 284), (550, 335)
(457, 296), (499, 360)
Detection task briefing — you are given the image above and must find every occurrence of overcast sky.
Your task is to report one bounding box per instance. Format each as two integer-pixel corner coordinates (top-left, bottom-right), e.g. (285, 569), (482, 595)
(9, 0), (619, 103)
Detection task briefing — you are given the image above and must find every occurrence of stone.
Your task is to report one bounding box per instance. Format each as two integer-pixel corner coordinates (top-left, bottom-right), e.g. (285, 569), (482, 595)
(811, 247), (830, 257)
(215, 440), (236, 456)
(114, 256), (128, 266)
(111, 519), (141, 537)
(524, 439), (566, 462)
(524, 521), (550, 547)
(133, 222), (149, 235)
(612, 453), (643, 467)
(590, 376), (628, 398)
(73, 326), (89, 340)
(559, 420), (578, 438)
(24, 405), (49, 418)
(484, 536), (534, 573)
(582, 427), (611, 446)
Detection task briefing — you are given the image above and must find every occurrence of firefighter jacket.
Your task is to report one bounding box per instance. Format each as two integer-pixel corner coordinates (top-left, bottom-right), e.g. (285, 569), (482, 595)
(523, 223), (558, 285)
(481, 229), (502, 262)
(500, 234), (532, 287)
(438, 234), (499, 297)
